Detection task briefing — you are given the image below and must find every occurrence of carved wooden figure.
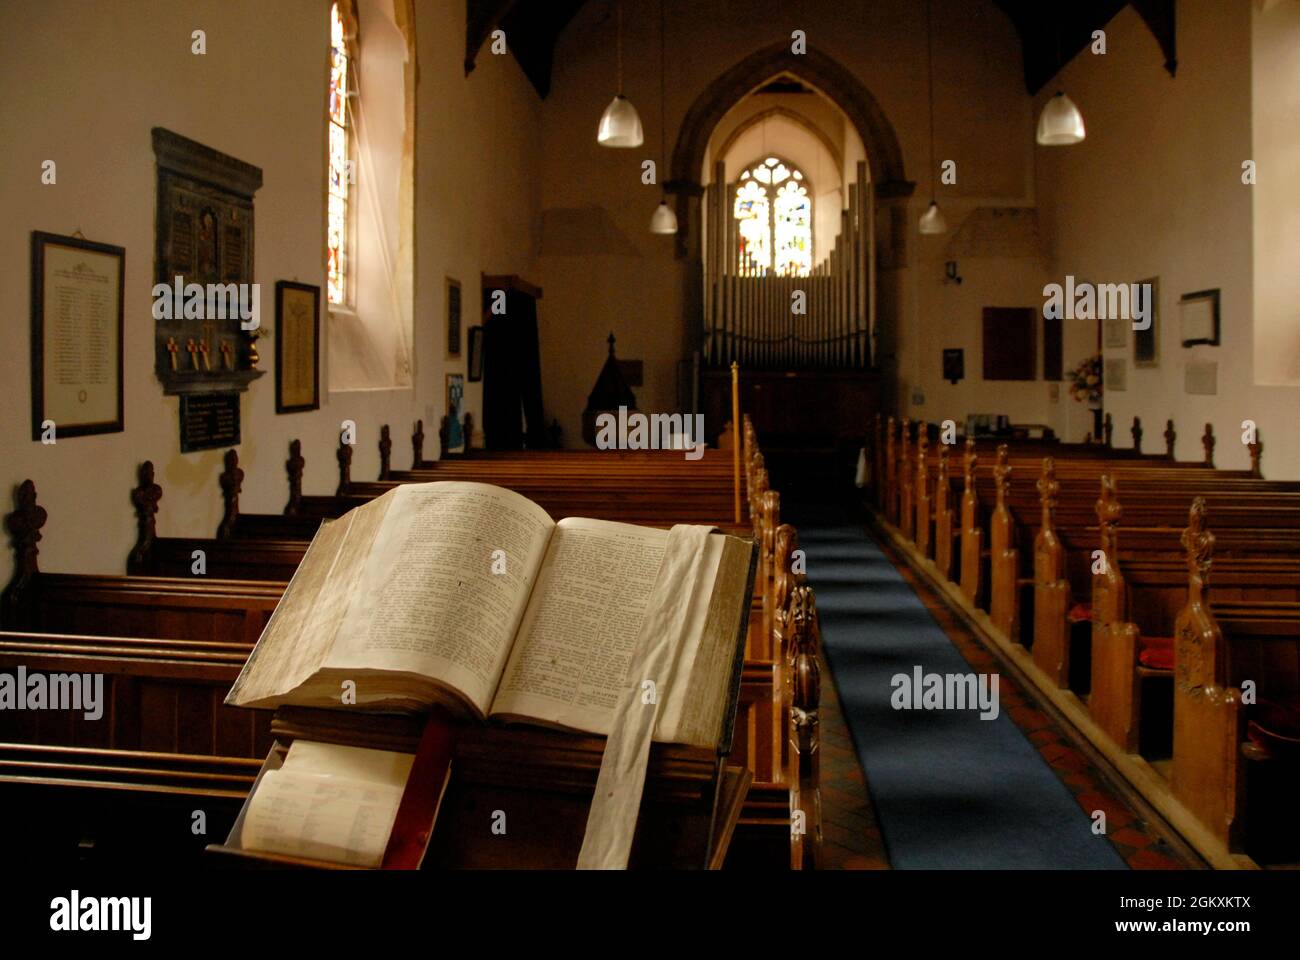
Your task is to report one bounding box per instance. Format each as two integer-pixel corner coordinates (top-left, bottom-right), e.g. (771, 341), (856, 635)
(336, 432), (353, 495)
(787, 583), (822, 871)
(1202, 423), (1215, 467)
(285, 439), (305, 516)
(216, 449), (243, 540)
(1164, 419), (1177, 459)
(989, 444), (1019, 640)
(1089, 475), (1142, 753)
(933, 443), (955, 581)
(1032, 458), (1070, 686)
(1131, 416), (1143, 454)
(1247, 428), (1262, 479)
(959, 437), (983, 605)
(1103, 412), (1113, 448)
(898, 418), (914, 540)
(1171, 498), (1244, 851)
(2, 480), (48, 626)
(128, 461), (163, 570)
(412, 419), (425, 468)
(378, 424), (392, 480)
(914, 430), (932, 559)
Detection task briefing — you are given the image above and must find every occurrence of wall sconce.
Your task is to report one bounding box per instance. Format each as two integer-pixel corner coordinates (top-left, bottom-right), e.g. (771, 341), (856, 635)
(945, 261), (963, 285)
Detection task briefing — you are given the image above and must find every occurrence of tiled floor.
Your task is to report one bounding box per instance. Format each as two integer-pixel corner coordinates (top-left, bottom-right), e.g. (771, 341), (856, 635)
(814, 526), (1197, 870)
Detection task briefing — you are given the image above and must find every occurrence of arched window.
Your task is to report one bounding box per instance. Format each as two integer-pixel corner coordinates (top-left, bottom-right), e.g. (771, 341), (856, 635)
(327, 1), (357, 306)
(733, 157), (812, 277)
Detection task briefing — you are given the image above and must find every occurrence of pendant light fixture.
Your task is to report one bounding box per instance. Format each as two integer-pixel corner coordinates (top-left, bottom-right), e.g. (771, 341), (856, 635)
(919, 0), (947, 235)
(1036, 18), (1085, 146)
(649, 0), (677, 233)
(1036, 91), (1086, 145)
(597, 0), (643, 148)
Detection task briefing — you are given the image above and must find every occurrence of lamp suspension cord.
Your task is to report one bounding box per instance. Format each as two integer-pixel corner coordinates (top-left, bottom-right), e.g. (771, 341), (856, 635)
(617, 0), (624, 95)
(659, 0), (666, 172)
(926, 0), (936, 201)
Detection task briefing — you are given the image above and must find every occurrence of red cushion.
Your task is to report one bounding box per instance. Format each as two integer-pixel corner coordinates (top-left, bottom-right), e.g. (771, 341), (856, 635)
(1067, 602), (1092, 622)
(1137, 635), (1174, 671)
(1248, 697), (1300, 743)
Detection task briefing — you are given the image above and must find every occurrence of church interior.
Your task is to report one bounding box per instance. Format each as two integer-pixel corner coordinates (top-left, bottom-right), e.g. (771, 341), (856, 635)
(3, 0), (1300, 906)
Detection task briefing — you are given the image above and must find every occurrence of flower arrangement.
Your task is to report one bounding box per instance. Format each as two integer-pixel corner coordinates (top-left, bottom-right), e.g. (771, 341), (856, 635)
(1069, 354), (1103, 405)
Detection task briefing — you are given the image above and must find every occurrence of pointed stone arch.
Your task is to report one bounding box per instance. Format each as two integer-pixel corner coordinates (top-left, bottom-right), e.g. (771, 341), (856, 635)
(666, 41), (913, 266)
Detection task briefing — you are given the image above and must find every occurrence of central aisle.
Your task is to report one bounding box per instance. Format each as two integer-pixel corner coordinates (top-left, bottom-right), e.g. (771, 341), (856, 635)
(793, 511), (1127, 869)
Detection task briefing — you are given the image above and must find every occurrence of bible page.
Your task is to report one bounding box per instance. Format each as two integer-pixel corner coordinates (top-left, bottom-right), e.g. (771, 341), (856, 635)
(488, 517), (683, 734)
(325, 482), (554, 716)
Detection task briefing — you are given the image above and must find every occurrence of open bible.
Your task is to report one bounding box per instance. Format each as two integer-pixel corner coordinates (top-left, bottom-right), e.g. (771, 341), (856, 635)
(226, 482), (754, 751)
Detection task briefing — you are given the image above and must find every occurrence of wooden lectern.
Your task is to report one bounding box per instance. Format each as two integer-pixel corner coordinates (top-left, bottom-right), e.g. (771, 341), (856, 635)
(207, 549), (757, 870)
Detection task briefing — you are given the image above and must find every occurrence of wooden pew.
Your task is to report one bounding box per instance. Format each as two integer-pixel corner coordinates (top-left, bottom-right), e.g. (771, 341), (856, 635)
(5, 417), (824, 869)
(1171, 501), (1300, 863)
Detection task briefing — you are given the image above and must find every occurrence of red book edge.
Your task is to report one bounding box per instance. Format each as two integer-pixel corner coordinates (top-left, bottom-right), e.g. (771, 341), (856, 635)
(380, 709), (456, 870)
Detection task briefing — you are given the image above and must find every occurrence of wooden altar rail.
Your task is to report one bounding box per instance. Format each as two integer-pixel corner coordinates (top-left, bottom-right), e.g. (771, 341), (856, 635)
(703, 160), (872, 370)
(867, 417), (1300, 867)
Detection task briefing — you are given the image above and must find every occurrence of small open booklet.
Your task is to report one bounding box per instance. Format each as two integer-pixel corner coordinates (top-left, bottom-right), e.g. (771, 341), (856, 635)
(227, 481), (754, 750)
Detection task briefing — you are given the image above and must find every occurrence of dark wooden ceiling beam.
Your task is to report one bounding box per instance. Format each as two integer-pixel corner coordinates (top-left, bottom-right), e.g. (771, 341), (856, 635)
(992, 0), (1175, 94)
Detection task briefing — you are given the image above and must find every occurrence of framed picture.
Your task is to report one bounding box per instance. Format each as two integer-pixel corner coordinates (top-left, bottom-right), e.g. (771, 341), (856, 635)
(942, 348), (964, 384)
(446, 373), (465, 449)
(446, 277), (462, 358)
(467, 325), (485, 382)
(274, 281), (320, 413)
(1185, 360), (1218, 395)
(1179, 288), (1220, 347)
(30, 231), (125, 439)
(1102, 316), (1127, 349)
(1104, 357), (1128, 392)
(1133, 276), (1159, 368)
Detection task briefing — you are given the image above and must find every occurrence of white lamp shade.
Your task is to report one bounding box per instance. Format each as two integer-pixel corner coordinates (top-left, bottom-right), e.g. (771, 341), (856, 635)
(598, 94), (644, 147)
(650, 201), (678, 234)
(919, 201), (947, 235)
(1036, 92), (1086, 145)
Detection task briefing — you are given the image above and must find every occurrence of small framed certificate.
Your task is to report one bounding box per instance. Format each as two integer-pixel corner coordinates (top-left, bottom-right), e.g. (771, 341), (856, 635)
(275, 280), (320, 414)
(30, 231), (125, 439)
(1179, 289), (1220, 347)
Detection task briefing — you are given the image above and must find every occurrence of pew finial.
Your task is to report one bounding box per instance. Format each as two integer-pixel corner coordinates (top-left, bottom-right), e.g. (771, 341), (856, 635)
(1182, 497), (1215, 599)
(993, 444), (1011, 501)
(2, 480), (47, 624)
(788, 581), (823, 867)
(412, 419), (425, 468)
(1131, 416), (1143, 454)
(1037, 457), (1058, 525)
(1103, 412), (1114, 448)
(285, 439), (305, 516)
(217, 449), (243, 539)
(378, 424), (392, 480)
(463, 412), (475, 451)
(337, 430), (353, 495)
(129, 461), (163, 570)
(1202, 423), (1215, 467)
(1164, 419), (1176, 459)
(1096, 474), (1122, 557)
(1247, 428), (1262, 479)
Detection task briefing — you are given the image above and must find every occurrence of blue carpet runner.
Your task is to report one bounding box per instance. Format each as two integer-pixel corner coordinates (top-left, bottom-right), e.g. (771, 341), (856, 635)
(795, 511), (1126, 870)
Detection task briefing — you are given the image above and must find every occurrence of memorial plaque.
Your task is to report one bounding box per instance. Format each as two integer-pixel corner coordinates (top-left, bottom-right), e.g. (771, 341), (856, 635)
(181, 392), (241, 452)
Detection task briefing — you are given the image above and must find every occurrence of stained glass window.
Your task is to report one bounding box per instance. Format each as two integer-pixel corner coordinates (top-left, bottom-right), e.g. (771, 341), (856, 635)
(733, 157), (812, 277)
(327, 2), (354, 306)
